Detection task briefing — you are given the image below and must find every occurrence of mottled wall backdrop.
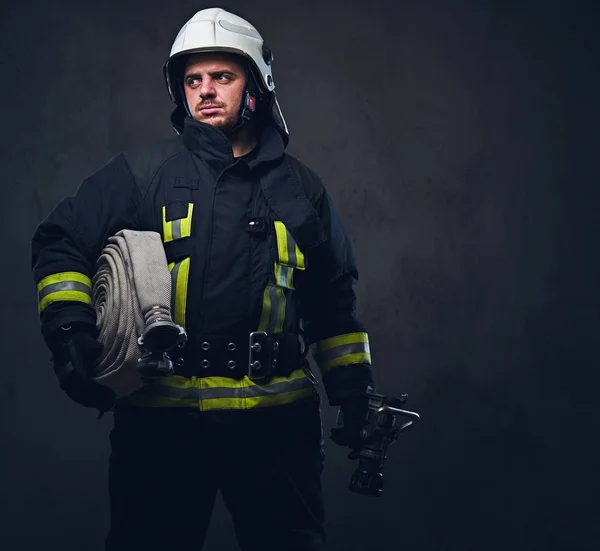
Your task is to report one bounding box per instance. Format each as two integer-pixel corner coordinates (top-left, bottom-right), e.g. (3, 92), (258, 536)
(1, 0), (598, 549)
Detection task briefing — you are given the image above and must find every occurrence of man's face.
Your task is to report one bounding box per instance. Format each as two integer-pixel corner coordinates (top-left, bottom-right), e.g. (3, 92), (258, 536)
(183, 53), (247, 132)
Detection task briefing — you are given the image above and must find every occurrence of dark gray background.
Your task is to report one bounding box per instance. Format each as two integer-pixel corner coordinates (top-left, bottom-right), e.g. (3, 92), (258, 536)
(1, 0), (598, 549)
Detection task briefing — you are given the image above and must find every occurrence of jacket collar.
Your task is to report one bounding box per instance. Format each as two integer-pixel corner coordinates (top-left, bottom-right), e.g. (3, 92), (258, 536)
(178, 112), (287, 169)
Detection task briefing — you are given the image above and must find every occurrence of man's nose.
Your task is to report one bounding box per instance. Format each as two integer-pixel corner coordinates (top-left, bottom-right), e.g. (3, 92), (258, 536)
(199, 78), (216, 97)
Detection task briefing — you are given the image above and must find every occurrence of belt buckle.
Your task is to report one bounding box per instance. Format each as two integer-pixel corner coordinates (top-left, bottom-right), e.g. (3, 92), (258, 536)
(248, 331), (276, 381)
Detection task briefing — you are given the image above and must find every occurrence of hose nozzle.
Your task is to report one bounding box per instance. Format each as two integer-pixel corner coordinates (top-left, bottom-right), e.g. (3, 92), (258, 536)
(136, 307), (187, 378)
(138, 318), (187, 353)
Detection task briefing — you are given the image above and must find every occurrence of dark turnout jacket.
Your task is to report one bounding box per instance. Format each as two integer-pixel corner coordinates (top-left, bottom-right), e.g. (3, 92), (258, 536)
(32, 116), (374, 410)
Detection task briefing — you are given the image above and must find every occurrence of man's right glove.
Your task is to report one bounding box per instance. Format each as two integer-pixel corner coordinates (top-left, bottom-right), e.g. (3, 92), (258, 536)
(49, 324), (115, 411)
(330, 395), (370, 453)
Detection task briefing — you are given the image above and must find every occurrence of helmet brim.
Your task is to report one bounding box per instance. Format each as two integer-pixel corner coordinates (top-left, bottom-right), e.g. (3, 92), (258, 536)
(164, 47), (267, 104)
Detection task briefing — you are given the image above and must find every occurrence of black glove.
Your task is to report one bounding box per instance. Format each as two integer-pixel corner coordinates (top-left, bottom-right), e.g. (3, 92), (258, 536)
(50, 324), (115, 411)
(330, 396), (370, 452)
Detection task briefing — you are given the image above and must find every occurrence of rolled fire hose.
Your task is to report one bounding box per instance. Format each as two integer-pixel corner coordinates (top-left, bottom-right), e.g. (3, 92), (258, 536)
(89, 229), (186, 399)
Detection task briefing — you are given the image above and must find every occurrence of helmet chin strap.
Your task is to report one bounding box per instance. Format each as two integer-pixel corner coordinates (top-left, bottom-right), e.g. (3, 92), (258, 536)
(229, 62), (259, 133)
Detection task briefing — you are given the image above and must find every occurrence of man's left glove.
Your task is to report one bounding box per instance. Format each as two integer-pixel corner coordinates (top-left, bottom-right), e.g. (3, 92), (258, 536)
(49, 324), (115, 412)
(330, 396), (370, 451)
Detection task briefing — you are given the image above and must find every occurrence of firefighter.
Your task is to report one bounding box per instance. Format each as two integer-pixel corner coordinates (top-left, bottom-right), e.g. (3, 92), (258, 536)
(32, 7), (375, 551)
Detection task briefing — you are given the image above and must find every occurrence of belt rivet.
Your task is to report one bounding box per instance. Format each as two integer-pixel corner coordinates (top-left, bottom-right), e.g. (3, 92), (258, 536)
(177, 358), (185, 367)
(201, 359), (210, 368)
(251, 343), (261, 352)
(228, 360), (236, 369)
(201, 341), (210, 351)
(227, 342), (237, 352)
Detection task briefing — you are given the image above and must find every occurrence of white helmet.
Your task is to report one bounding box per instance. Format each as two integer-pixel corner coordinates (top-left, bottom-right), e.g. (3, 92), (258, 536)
(163, 7), (288, 137)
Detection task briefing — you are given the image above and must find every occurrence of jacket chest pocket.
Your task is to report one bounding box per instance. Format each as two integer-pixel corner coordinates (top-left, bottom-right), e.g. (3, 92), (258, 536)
(272, 220), (306, 290)
(162, 202), (194, 328)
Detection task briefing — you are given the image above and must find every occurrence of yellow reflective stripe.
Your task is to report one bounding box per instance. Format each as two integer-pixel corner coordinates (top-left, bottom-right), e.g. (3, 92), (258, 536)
(39, 290), (92, 313)
(162, 206), (173, 242)
(289, 237), (305, 270)
(274, 221), (289, 265)
(37, 271), (92, 292)
(202, 388), (315, 411)
(295, 245), (305, 270)
(198, 368), (306, 390)
(117, 370), (317, 410)
(257, 285), (272, 331)
(118, 374), (198, 407)
(163, 203), (194, 242)
(273, 221), (306, 270)
(274, 286), (286, 332)
(257, 283), (286, 332)
(175, 258), (190, 327)
(37, 272), (93, 312)
(312, 332), (369, 352)
(180, 203), (194, 238)
(163, 204), (193, 326)
(169, 258), (190, 328)
(310, 332), (371, 373)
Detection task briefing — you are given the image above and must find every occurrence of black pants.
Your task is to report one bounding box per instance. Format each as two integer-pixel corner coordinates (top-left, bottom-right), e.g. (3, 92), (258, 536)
(104, 396), (327, 551)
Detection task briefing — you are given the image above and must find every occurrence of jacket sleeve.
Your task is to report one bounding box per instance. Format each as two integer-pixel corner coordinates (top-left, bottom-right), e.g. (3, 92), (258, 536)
(297, 189), (375, 406)
(31, 154), (141, 349)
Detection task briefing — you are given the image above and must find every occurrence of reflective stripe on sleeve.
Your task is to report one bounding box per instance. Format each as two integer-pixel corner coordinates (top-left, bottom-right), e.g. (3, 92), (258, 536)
(310, 332), (371, 373)
(37, 272), (92, 312)
(274, 221), (305, 270)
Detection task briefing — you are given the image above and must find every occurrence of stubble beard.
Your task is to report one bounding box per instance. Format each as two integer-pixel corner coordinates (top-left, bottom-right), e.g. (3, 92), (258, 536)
(193, 101), (241, 135)
(202, 112), (236, 132)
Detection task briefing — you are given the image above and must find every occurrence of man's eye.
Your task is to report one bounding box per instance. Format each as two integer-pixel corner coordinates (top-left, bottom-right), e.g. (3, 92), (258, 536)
(187, 78), (199, 86)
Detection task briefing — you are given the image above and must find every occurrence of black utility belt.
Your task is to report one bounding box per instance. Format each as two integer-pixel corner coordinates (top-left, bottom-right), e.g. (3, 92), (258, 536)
(171, 331), (305, 381)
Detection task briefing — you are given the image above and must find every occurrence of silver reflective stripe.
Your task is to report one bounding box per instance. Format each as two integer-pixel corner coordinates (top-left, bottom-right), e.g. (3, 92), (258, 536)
(243, 377), (312, 396)
(172, 218), (182, 240)
(37, 281), (92, 301)
(314, 342), (370, 365)
(279, 265), (293, 288)
(202, 377), (312, 400)
(201, 386), (246, 400)
(137, 376), (312, 400)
